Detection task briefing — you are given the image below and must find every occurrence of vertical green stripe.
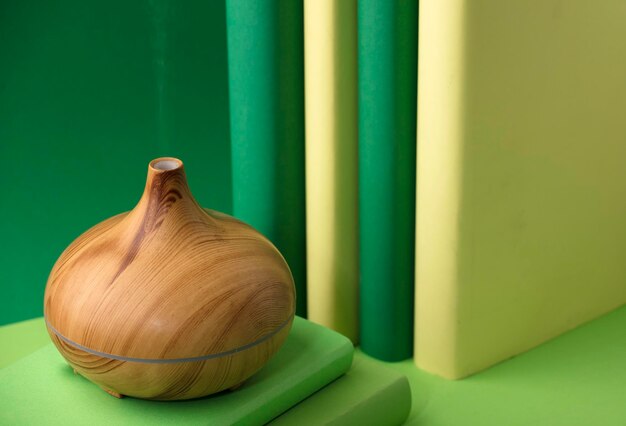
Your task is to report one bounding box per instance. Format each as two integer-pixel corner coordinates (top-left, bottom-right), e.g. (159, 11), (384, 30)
(226, 0), (307, 316)
(358, 0), (418, 360)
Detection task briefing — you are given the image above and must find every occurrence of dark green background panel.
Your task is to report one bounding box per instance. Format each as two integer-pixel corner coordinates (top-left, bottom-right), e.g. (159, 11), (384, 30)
(0, 0), (232, 325)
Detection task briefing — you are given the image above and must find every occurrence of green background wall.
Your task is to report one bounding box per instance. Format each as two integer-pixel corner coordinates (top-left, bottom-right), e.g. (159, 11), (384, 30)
(0, 0), (232, 325)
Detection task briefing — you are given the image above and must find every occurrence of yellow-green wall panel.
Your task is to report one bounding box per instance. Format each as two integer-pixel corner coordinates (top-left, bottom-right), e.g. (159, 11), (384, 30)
(304, 0), (359, 342)
(416, 0), (626, 378)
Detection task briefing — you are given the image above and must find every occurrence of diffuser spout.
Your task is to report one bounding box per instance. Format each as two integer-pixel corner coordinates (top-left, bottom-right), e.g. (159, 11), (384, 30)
(127, 157), (206, 231)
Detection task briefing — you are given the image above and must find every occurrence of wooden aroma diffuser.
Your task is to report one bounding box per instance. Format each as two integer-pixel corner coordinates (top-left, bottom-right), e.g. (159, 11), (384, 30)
(43, 158), (295, 400)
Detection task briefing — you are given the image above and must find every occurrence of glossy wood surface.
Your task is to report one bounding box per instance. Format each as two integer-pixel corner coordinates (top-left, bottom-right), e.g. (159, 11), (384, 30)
(44, 158), (295, 400)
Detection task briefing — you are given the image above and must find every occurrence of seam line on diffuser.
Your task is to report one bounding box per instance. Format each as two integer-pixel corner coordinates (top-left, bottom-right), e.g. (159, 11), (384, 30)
(44, 313), (294, 364)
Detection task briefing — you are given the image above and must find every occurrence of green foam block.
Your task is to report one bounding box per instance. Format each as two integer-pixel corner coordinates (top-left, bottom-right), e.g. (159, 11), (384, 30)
(270, 353), (412, 426)
(0, 317), (353, 426)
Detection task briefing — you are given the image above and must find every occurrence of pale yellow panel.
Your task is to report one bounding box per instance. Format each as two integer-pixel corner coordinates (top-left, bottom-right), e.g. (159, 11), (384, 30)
(304, 0), (359, 342)
(416, 0), (626, 378)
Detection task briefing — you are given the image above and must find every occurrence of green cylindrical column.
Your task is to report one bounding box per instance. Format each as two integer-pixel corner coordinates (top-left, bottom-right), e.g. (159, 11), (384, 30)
(226, 0), (307, 316)
(358, 0), (418, 360)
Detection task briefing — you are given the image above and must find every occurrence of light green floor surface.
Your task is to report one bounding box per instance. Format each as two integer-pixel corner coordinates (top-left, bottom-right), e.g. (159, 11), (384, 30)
(2, 306), (625, 425)
(383, 304), (626, 425)
(0, 316), (50, 369)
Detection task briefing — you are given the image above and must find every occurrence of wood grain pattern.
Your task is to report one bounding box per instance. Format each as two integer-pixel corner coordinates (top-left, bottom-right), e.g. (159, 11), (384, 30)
(44, 158), (295, 400)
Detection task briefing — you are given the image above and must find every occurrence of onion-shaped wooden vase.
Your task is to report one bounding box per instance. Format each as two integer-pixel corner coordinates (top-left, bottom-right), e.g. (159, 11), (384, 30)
(44, 158), (295, 400)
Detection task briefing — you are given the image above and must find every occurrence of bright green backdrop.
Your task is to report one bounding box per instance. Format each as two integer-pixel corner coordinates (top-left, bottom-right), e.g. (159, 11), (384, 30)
(0, 0), (232, 325)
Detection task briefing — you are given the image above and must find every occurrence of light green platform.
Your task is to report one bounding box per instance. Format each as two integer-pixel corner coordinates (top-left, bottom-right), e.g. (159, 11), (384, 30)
(0, 317), (412, 425)
(271, 354), (411, 426)
(0, 317), (354, 426)
(5, 307), (623, 424)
